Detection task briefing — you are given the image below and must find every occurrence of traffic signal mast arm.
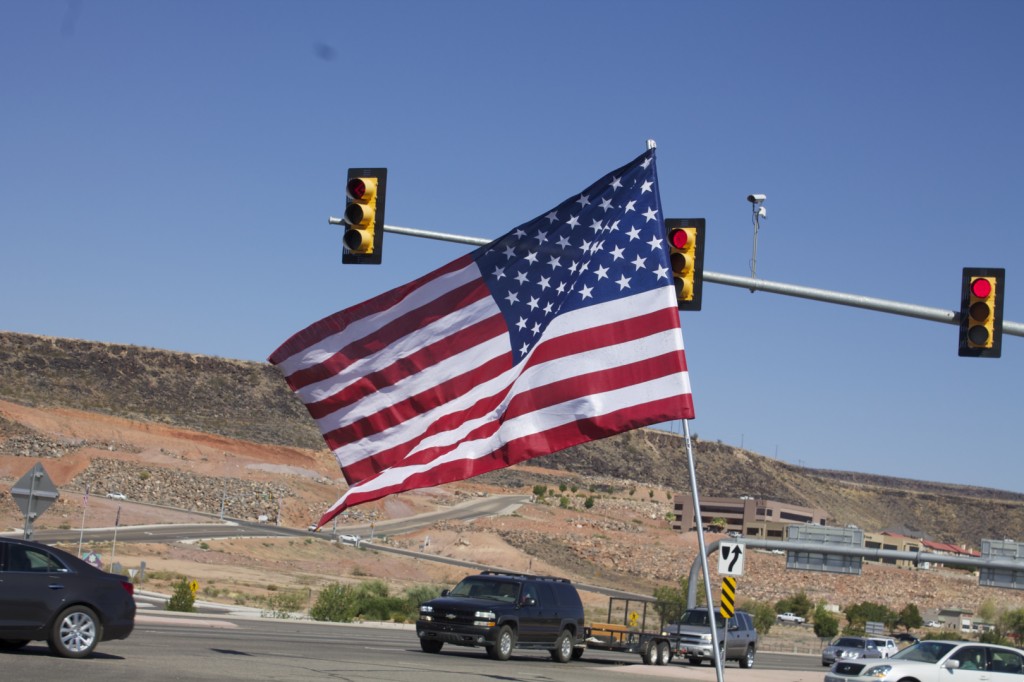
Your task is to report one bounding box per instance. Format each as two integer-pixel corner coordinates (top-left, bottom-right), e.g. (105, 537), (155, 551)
(372, 223), (1024, 340)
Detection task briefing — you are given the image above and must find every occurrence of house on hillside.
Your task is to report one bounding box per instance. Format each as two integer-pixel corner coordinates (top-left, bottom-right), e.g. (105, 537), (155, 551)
(863, 531), (922, 567)
(672, 494), (828, 539)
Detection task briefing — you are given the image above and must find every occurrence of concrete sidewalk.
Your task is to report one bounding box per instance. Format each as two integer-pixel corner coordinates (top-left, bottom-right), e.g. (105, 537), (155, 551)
(616, 664), (821, 681)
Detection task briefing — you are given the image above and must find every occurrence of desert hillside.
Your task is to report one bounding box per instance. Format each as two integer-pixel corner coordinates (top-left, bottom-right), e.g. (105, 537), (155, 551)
(2, 330), (1024, 620)
(2, 330), (1020, 547)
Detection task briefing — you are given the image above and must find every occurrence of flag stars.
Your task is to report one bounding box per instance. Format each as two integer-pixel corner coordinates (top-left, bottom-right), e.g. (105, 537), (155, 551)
(472, 151), (667, 364)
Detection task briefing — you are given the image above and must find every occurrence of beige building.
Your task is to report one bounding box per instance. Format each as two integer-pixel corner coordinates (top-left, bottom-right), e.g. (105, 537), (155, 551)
(672, 494), (828, 539)
(863, 531), (922, 567)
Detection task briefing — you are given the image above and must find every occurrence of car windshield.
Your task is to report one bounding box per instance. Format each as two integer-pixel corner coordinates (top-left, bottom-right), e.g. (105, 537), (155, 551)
(891, 641), (957, 662)
(680, 610), (726, 628)
(834, 638), (867, 648)
(449, 578), (520, 603)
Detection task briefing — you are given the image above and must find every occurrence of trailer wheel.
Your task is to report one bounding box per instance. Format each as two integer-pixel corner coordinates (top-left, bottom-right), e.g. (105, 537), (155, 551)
(641, 639), (657, 665)
(656, 641), (671, 665)
(688, 657), (702, 666)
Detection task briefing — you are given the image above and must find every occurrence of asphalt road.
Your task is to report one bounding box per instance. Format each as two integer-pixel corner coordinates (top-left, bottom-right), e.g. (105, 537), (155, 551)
(0, 614), (824, 682)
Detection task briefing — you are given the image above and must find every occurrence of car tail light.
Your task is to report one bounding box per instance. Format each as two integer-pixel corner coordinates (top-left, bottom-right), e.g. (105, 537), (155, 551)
(120, 580), (135, 596)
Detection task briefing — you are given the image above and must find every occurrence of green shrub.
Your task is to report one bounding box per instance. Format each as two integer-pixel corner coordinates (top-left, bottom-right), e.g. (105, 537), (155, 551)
(813, 604), (839, 640)
(167, 578), (196, 612)
(264, 590), (307, 619)
(584, 496), (595, 509)
(742, 600), (776, 636)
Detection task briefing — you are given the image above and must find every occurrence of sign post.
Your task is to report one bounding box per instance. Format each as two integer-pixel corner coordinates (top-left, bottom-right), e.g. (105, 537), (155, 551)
(10, 463), (60, 540)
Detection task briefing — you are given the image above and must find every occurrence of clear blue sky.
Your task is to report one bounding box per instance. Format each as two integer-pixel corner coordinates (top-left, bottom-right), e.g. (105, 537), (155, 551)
(3, 1), (1021, 493)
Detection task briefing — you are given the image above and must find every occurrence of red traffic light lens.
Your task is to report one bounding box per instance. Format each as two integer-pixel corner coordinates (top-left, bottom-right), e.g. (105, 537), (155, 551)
(970, 278), (992, 299)
(669, 229), (689, 249)
(347, 178), (367, 200)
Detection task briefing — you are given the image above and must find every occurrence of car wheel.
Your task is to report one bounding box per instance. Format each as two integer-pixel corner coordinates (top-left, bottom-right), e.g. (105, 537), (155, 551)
(656, 641), (671, 665)
(549, 629), (572, 663)
(419, 639), (443, 654)
(48, 605), (100, 658)
(739, 645), (755, 669)
(571, 647), (584, 660)
(487, 625), (514, 661)
(0, 640), (30, 651)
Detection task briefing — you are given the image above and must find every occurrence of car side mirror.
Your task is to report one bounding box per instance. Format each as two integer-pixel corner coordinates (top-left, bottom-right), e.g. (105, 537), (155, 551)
(521, 596), (536, 607)
(943, 660), (960, 670)
(441, 589), (450, 597)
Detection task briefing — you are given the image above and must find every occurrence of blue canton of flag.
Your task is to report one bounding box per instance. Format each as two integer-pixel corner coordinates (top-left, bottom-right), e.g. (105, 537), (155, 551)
(475, 150), (668, 363)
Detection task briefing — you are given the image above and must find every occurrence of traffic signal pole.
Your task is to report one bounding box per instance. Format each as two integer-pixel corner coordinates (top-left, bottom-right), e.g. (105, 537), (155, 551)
(379, 223), (1024, 339)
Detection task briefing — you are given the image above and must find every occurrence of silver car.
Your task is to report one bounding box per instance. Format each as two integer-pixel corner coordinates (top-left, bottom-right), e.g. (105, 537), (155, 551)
(824, 640), (1024, 681)
(822, 636), (882, 667)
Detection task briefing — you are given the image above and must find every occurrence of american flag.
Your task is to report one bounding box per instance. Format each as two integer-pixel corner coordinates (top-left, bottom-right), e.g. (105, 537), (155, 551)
(269, 150), (695, 527)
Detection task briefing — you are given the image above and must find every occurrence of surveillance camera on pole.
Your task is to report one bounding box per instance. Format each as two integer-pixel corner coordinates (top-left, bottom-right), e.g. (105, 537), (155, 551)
(747, 194), (767, 288)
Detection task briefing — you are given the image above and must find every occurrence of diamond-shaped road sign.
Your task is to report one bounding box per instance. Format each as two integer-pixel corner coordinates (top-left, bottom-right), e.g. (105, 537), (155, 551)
(11, 462), (60, 520)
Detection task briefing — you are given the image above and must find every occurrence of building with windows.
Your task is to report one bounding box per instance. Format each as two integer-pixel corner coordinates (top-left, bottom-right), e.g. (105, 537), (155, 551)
(672, 494), (828, 539)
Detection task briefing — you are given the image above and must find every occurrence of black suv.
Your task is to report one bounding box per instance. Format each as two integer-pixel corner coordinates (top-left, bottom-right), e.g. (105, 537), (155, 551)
(416, 571), (585, 662)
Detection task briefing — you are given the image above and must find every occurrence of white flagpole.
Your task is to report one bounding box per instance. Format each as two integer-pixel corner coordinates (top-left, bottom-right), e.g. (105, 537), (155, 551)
(682, 418), (725, 682)
(77, 485), (89, 557)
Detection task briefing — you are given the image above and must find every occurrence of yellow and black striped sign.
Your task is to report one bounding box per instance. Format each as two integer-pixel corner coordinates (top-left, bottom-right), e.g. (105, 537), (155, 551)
(720, 576), (736, 619)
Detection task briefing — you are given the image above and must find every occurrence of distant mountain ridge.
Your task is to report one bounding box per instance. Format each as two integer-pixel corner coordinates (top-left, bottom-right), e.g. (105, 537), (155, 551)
(2, 330), (1022, 546)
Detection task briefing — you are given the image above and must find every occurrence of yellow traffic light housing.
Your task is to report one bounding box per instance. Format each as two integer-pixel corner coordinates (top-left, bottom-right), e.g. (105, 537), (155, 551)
(958, 267), (1004, 358)
(341, 167), (387, 264)
(666, 218), (705, 311)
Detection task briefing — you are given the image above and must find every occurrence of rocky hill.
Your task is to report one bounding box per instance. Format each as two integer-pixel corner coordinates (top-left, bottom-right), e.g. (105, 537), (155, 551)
(2, 330), (1023, 547)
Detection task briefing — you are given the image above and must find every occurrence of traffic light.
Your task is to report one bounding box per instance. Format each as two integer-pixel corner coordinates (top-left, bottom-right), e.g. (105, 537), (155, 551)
(958, 267), (1005, 358)
(341, 167), (387, 265)
(665, 218), (705, 311)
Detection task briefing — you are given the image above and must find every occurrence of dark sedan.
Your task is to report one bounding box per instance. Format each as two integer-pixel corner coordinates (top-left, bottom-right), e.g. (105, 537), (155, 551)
(0, 537), (135, 657)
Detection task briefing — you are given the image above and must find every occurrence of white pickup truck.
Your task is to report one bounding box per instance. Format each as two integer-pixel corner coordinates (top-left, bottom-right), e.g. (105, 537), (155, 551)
(776, 612), (806, 624)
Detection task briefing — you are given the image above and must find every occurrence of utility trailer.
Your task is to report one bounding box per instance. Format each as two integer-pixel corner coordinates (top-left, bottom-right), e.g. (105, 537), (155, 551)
(582, 597), (674, 665)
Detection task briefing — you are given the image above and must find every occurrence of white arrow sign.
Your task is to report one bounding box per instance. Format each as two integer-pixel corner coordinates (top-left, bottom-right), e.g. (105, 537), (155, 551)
(719, 542), (745, 576)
